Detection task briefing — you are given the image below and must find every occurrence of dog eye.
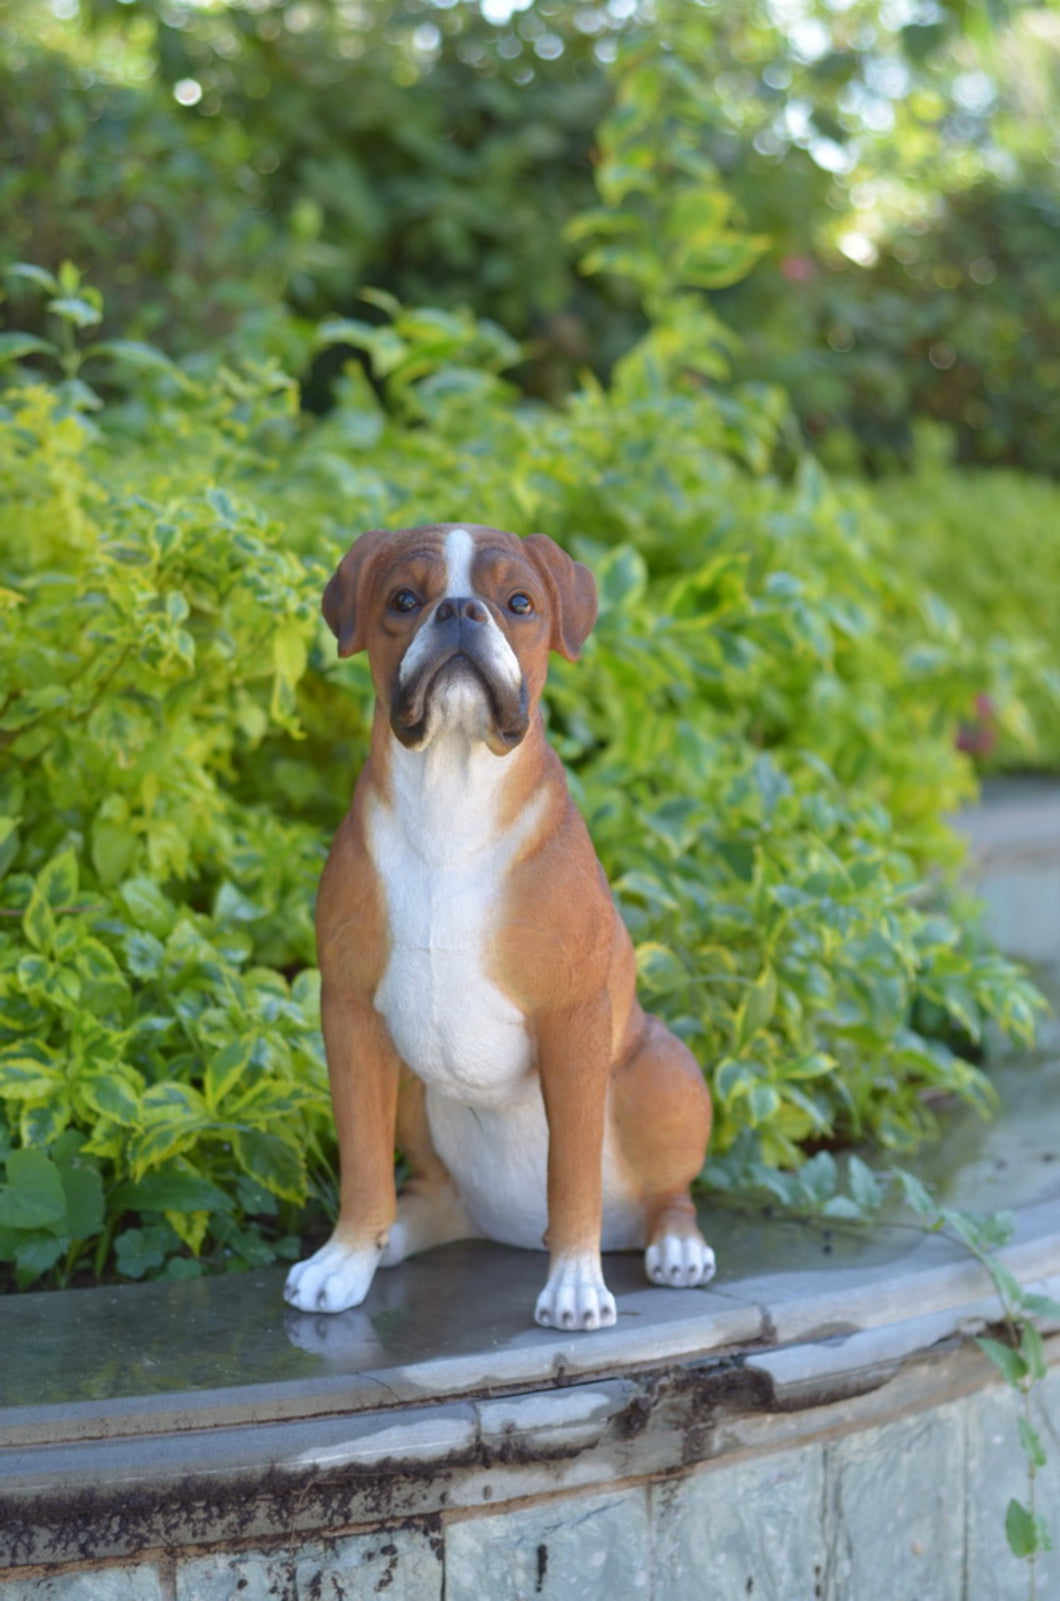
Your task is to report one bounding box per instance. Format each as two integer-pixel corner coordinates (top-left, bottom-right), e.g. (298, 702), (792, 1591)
(507, 592), (534, 616)
(389, 588), (421, 614)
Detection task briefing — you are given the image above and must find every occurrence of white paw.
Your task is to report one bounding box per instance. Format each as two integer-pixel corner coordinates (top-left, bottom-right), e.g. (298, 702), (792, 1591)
(534, 1255), (617, 1332)
(284, 1239), (381, 1313)
(377, 1187), (476, 1267)
(645, 1232), (716, 1288)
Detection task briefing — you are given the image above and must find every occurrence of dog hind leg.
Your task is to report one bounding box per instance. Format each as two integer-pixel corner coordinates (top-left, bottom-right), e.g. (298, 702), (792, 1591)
(381, 1071), (480, 1267)
(610, 1013), (716, 1288)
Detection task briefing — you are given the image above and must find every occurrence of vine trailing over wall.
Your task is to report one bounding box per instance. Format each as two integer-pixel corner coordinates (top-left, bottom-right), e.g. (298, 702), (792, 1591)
(711, 1146), (1059, 1583)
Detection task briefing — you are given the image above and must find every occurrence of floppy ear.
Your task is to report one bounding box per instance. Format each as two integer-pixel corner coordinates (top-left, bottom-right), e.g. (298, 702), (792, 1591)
(522, 534), (598, 661)
(322, 528), (392, 658)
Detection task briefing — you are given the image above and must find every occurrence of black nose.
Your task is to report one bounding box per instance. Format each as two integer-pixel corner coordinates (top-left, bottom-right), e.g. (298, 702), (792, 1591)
(435, 596), (487, 624)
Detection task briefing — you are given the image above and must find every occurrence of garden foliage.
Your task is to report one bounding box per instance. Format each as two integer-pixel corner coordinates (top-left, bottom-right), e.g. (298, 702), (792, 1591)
(0, 258), (1041, 1288)
(880, 451), (1060, 769)
(0, 0), (1047, 1292)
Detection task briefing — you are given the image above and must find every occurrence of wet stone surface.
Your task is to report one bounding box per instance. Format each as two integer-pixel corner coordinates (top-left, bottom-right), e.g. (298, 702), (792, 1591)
(0, 1052), (1057, 1431)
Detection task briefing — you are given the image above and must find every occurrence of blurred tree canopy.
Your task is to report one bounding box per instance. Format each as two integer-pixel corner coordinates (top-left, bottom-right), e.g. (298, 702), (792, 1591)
(4, 0), (1059, 440)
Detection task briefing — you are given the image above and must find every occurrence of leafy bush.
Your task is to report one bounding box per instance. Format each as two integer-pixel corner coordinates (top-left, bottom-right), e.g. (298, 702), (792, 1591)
(876, 452), (1060, 768)
(0, 374), (340, 1288)
(1, 1), (629, 397)
(0, 26), (292, 362)
(0, 283), (1042, 1289)
(726, 174), (1060, 477)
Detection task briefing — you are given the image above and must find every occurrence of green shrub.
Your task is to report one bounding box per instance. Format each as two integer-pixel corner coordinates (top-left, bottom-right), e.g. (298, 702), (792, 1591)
(726, 174), (1060, 478)
(0, 377), (340, 1288)
(0, 1), (629, 397)
(875, 452), (1060, 768)
(0, 27), (293, 363)
(0, 284), (1042, 1289)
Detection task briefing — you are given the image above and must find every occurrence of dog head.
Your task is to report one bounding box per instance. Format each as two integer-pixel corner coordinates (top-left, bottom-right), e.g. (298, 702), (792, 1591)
(323, 523), (597, 756)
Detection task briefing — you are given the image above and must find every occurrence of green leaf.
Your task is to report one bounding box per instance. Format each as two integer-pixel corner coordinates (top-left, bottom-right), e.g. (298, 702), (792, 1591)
(15, 1235), (67, 1282)
(1020, 1291), (1060, 1321)
(127, 1121), (202, 1178)
(614, 870), (680, 913)
(114, 1227), (167, 1280)
(1005, 1499), (1047, 1561)
(57, 1161), (105, 1240)
(645, 797), (702, 856)
(821, 1195), (864, 1220)
(20, 1103), (70, 1148)
(1019, 1320), (1047, 1382)
(0, 1045), (64, 1101)
(49, 295), (102, 329)
(598, 546), (648, 610)
(124, 931), (165, 979)
(847, 1156), (882, 1213)
(894, 1170), (937, 1220)
(0, 332), (61, 365)
(783, 1053), (836, 1081)
(112, 1164), (232, 1216)
(0, 815), (19, 878)
(714, 1058), (760, 1106)
(635, 942), (689, 994)
(799, 1151), (838, 1204)
(37, 850), (79, 910)
(22, 889), (56, 954)
(736, 968), (776, 1047)
(232, 1129), (306, 1202)
(84, 339), (186, 382)
(748, 1083), (780, 1125)
(976, 1336), (1028, 1388)
(316, 316), (377, 349)
(1018, 1417), (1047, 1470)
(120, 879), (176, 938)
(0, 1150), (68, 1231)
(205, 1037), (255, 1111)
(92, 820), (138, 886)
(4, 262), (60, 293)
(272, 620), (309, 689)
(79, 1072), (141, 1128)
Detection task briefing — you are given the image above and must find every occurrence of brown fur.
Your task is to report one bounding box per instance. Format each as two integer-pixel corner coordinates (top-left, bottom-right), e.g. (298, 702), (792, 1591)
(289, 523), (713, 1329)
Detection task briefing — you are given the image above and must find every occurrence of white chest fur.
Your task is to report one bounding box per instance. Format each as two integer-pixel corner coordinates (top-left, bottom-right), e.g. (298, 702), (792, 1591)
(370, 733), (539, 1104)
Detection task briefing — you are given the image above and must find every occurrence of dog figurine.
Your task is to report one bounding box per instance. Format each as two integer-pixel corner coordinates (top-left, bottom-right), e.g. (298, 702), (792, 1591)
(284, 523), (714, 1331)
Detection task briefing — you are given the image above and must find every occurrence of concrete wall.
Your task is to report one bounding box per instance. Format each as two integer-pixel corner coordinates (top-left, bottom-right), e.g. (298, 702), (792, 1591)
(3, 1349), (1057, 1601)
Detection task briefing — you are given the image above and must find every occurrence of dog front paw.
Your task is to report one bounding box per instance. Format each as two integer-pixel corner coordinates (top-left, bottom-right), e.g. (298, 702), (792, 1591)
(534, 1255), (617, 1332)
(284, 1238), (381, 1313)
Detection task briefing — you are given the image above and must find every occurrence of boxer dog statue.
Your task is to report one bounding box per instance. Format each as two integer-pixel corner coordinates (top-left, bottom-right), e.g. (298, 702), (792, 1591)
(284, 523), (714, 1331)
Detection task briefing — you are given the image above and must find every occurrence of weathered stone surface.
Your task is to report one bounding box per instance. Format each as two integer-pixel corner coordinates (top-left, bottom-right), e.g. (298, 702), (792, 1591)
(176, 1552), (296, 1601)
(0, 1572), (163, 1601)
(444, 1486), (650, 1601)
(827, 1405), (964, 1601)
(295, 1532), (444, 1600)
(966, 1368), (1060, 1601)
(176, 1529), (443, 1601)
(651, 1444), (826, 1601)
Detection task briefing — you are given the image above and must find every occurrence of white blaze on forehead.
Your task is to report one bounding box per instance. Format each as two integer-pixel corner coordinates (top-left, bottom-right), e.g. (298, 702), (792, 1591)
(444, 527), (476, 596)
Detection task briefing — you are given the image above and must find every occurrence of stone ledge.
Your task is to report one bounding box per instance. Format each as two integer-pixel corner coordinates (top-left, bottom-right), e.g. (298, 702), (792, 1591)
(2, 1047), (1057, 1568)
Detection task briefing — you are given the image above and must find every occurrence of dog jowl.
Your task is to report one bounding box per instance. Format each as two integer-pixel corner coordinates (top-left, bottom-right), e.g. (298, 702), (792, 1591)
(284, 523), (714, 1331)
